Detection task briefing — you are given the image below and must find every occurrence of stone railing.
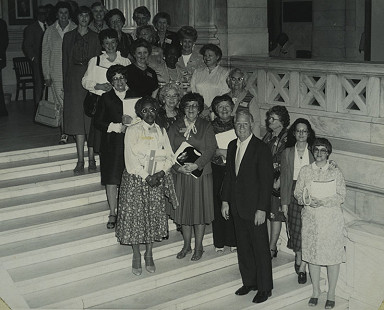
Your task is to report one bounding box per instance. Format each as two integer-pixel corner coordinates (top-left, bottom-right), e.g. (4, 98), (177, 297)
(224, 57), (384, 224)
(227, 57), (384, 121)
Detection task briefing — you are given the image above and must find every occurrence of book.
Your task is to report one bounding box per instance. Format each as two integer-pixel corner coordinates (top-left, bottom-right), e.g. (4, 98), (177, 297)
(310, 179), (336, 199)
(174, 141), (203, 178)
(215, 129), (237, 149)
(122, 98), (141, 126)
(145, 149), (168, 175)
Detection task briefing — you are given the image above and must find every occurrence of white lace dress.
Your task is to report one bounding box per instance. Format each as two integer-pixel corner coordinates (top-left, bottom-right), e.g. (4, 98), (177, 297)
(294, 162), (347, 265)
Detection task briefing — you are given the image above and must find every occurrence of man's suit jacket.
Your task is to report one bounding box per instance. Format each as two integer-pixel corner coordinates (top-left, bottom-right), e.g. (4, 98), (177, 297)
(23, 21), (44, 61)
(222, 135), (274, 220)
(280, 146), (314, 206)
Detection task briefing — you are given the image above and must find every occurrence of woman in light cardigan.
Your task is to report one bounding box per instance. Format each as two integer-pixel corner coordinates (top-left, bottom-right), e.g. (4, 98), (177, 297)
(42, 1), (76, 144)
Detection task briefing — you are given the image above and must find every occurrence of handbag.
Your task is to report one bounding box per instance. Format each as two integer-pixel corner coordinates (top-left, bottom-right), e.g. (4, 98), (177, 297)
(83, 92), (100, 117)
(83, 55), (101, 117)
(34, 86), (60, 127)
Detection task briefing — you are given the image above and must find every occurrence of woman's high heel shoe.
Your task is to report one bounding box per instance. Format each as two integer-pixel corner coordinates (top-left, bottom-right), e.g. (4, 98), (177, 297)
(144, 253), (156, 273)
(270, 248), (278, 259)
(132, 255), (142, 276)
(73, 161), (84, 174)
(176, 247), (192, 259)
(88, 159), (97, 172)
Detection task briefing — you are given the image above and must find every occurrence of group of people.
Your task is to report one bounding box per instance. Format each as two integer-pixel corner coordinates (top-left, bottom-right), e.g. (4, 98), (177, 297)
(19, 2), (347, 308)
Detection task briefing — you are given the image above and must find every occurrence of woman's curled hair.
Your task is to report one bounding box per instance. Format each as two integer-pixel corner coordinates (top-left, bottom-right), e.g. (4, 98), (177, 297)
(106, 64), (126, 83)
(179, 93), (205, 114)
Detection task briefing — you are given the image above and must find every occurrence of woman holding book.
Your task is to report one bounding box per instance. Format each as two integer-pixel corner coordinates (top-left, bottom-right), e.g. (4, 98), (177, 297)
(294, 138), (346, 309)
(210, 94), (237, 253)
(94, 65), (136, 229)
(116, 96), (177, 276)
(168, 92), (217, 261)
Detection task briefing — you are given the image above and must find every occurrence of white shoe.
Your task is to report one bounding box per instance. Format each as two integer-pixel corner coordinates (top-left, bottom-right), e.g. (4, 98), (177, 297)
(230, 247), (237, 253)
(215, 247), (224, 253)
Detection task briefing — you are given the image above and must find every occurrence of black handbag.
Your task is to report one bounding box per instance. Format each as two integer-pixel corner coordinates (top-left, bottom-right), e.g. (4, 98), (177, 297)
(83, 55), (101, 117)
(83, 92), (100, 117)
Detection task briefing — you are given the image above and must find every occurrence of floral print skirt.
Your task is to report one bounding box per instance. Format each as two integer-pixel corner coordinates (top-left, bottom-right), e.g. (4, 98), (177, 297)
(116, 170), (172, 245)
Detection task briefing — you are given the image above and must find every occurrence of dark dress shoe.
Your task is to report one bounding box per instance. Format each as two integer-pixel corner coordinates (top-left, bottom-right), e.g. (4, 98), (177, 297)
(235, 285), (257, 296)
(298, 271), (307, 284)
(252, 290), (272, 303)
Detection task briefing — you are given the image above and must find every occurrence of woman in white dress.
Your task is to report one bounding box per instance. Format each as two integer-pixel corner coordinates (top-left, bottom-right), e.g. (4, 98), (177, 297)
(294, 138), (346, 309)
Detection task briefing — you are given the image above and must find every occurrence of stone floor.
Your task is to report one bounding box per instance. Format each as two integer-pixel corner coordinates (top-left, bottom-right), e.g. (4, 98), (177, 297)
(0, 100), (68, 153)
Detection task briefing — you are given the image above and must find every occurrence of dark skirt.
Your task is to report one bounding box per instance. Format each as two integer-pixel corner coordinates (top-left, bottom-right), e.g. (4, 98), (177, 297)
(168, 172), (214, 225)
(116, 171), (169, 245)
(286, 181), (303, 252)
(212, 163), (236, 247)
(99, 132), (125, 185)
(87, 117), (101, 153)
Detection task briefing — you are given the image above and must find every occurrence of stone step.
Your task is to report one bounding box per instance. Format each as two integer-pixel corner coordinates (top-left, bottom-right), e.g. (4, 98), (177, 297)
(186, 274), (326, 310)
(0, 189), (105, 221)
(14, 232), (211, 295)
(0, 152), (76, 170)
(0, 172), (100, 199)
(0, 183), (103, 210)
(0, 144), (76, 164)
(0, 156), (99, 181)
(104, 254), (293, 310)
(35, 250), (294, 309)
(281, 293), (349, 310)
(0, 202), (108, 245)
(0, 219), (177, 269)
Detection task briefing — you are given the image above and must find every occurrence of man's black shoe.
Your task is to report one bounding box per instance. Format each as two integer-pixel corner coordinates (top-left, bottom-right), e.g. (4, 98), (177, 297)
(252, 290), (272, 303)
(235, 285), (257, 296)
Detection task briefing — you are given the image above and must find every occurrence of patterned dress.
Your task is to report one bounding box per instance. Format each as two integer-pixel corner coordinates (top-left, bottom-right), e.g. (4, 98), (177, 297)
(294, 161), (346, 265)
(116, 121), (177, 245)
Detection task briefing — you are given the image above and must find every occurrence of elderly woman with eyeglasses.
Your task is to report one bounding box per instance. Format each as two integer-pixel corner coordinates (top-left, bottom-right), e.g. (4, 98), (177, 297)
(261, 105), (290, 259)
(94, 64), (136, 230)
(116, 96), (177, 276)
(156, 82), (183, 131)
(226, 67), (261, 137)
(168, 92), (217, 261)
(294, 138), (346, 309)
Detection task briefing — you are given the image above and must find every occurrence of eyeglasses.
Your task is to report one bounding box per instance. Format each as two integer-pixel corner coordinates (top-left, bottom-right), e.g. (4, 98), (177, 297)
(112, 76), (125, 82)
(295, 130), (308, 134)
(230, 77), (244, 83)
(268, 116), (280, 122)
(185, 104), (199, 110)
(141, 107), (157, 114)
(313, 147), (328, 155)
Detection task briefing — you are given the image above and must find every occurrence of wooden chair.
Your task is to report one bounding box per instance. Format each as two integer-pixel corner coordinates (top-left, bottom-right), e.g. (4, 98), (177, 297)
(13, 57), (35, 101)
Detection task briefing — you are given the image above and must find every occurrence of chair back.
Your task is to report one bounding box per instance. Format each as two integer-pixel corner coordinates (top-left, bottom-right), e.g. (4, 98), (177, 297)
(13, 57), (34, 79)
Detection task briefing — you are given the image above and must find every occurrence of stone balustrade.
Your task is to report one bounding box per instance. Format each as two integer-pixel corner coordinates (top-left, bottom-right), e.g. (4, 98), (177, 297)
(224, 57), (384, 225)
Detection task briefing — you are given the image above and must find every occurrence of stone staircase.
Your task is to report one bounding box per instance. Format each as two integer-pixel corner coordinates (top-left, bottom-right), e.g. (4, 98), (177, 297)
(0, 144), (349, 310)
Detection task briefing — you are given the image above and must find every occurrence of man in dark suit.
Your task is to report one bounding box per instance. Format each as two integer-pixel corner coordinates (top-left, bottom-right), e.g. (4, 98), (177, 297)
(0, 18), (9, 117)
(221, 109), (274, 304)
(22, 5), (48, 107)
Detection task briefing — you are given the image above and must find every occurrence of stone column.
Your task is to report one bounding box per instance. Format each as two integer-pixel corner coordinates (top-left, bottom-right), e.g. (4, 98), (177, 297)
(312, 0), (346, 59)
(345, 0), (365, 61)
(226, 0), (268, 57)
